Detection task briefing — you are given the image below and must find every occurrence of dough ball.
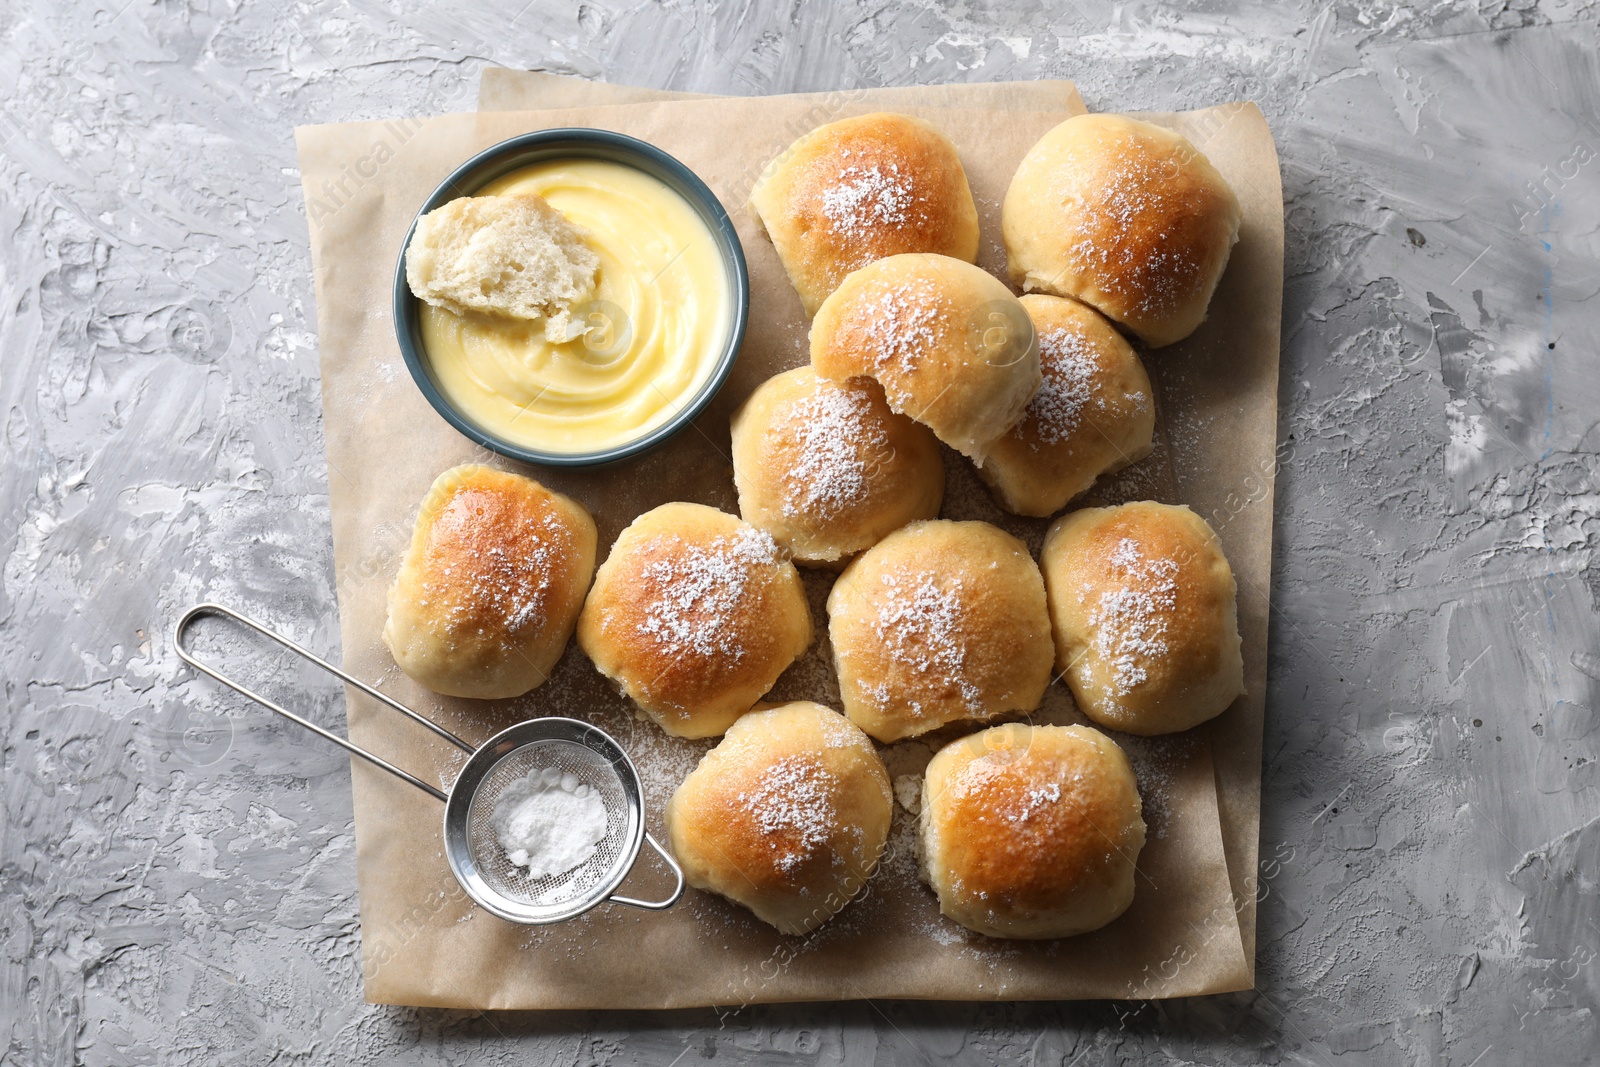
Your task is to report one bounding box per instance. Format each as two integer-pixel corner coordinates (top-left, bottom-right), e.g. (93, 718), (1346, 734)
(811, 253), (1040, 462)
(749, 112), (979, 315)
(1040, 501), (1244, 735)
(1002, 114), (1241, 348)
(576, 502), (812, 738)
(920, 722), (1145, 939)
(731, 366), (943, 567)
(383, 464), (597, 699)
(667, 701), (893, 935)
(978, 295), (1155, 517)
(827, 519), (1054, 742)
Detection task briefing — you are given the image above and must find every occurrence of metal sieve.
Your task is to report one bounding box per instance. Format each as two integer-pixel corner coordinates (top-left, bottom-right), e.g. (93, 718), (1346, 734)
(173, 602), (683, 924)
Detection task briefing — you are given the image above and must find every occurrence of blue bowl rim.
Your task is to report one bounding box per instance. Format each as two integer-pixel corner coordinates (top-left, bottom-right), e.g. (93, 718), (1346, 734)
(391, 128), (750, 468)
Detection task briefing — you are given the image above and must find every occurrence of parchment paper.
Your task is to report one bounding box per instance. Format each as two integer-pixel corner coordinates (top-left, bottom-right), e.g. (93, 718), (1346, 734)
(294, 78), (1281, 1007)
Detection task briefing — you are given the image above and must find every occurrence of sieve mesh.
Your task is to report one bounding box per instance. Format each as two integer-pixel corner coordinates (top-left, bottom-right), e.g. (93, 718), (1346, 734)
(463, 738), (637, 911)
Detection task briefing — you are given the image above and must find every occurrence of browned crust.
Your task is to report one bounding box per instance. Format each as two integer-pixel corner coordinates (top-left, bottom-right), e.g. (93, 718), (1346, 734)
(1040, 501), (1243, 734)
(414, 467), (586, 635)
(576, 503), (813, 736)
(667, 703), (893, 934)
(827, 520), (1054, 741)
(1003, 114), (1241, 347)
(730, 367), (943, 562)
(810, 253), (1039, 459)
(384, 464), (597, 698)
(923, 724), (1144, 932)
(751, 112), (980, 315)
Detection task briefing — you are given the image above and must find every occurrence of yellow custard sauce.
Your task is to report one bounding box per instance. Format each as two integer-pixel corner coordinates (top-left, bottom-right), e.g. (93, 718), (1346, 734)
(419, 158), (732, 455)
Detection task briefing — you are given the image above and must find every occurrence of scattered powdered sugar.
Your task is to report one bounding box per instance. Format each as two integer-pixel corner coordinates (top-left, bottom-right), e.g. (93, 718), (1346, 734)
(737, 756), (838, 874)
(1118, 733), (1190, 841)
(781, 382), (887, 520)
(872, 570), (983, 713)
(490, 767), (609, 879)
(891, 774), (922, 815)
(1085, 536), (1180, 695)
(852, 279), (945, 376)
(1026, 327), (1104, 448)
(872, 800), (924, 887)
(1011, 782), (1063, 824)
(637, 525), (779, 661)
(817, 708), (865, 750)
(820, 162), (915, 237)
(923, 919), (968, 946)
(1060, 146), (1206, 319)
(423, 504), (555, 639)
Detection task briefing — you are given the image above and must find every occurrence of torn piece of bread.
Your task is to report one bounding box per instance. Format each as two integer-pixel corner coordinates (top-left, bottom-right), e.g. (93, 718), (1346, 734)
(404, 193), (600, 343)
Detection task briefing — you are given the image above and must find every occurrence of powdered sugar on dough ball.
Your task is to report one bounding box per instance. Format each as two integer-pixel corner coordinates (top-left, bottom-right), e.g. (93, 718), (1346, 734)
(734, 754), (844, 875)
(1084, 536), (1181, 698)
(811, 254), (1040, 462)
(781, 383), (888, 520)
(976, 294), (1156, 518)
(730, 367), (943, 566)
(383, 464), (597, 700)
(1027, 327), (1105, 448)
(1003, 113), (1241, 348)
(870, 569), (984, 715)
(1040, 501), (1244, 736)
(666, 702), (892, 935)
(576, 502), (813, 739)
(821, 161), (917, 238)
(748, 112), (979, 315)
(636, 525), (780, 664)
(854, 276), (949, 377)
(827, 520), (1054, 743)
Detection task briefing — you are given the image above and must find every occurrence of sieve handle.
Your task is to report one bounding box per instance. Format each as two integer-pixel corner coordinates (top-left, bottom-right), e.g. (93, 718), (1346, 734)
(608, 832), (686, 911)
(174, 602), (475, 803)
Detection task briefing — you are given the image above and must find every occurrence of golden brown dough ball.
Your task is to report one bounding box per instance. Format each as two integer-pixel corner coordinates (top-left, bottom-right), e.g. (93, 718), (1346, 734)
(811, 253), (1040, 461)
(978, 295), (1155, 517)
(749, 112), (980, 315)
(1003, 114), (1241, 348)
(667, 701), (893, 935)
(576, 503), (812, 738)
(826, 520), (1054, 742)
(730, 366), (943, 568)
(382, 464), (597, 699)
(920, 722), (1145, 939)
(1040, 501), (1244, 735)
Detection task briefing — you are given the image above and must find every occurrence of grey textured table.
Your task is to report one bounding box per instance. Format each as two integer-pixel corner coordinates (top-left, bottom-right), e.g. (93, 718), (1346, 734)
(3, 2), (1598, 1064)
